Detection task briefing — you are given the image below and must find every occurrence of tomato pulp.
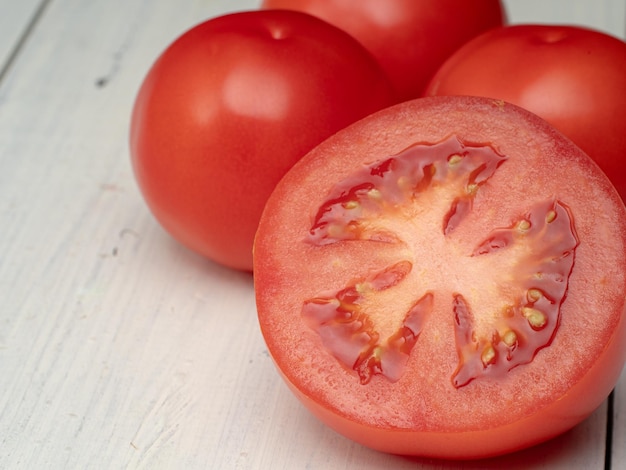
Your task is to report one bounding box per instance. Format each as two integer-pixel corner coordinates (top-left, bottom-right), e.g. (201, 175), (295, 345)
(130, 10), (395, 271)
(254, 96), (626, 459)
(425, 24), (626, 201)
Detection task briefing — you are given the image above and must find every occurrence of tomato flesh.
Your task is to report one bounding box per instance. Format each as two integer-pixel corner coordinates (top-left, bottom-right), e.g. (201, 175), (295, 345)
(254, 96), (626, 459)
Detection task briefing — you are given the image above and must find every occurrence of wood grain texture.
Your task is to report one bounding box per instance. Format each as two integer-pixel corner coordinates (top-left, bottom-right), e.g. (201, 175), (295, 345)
(0, 0), (624, 468)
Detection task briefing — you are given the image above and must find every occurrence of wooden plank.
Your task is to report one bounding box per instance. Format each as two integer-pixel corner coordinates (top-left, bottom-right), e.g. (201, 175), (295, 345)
(0, 0), (257, 468)
(503, 0), (626, 39)
(0, 0), (49, 75)
(613, 371), (626, 470)
(0, 0), (622, 468)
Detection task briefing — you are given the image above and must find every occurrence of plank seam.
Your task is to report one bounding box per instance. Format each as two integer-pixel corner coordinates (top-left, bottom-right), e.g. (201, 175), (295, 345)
(605, 389), (615, 470)
(0, 0), (54, 84)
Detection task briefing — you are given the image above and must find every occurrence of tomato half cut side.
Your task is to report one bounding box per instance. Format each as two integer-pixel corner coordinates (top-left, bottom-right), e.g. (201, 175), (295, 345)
(253, 96), (626, 459)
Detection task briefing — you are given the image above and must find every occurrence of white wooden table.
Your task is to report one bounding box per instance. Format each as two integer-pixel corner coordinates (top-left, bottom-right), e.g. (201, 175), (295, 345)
(1, 0), (624, 468)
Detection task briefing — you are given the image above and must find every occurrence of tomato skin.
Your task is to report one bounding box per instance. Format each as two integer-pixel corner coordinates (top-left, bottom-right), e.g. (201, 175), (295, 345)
(130, 10), (395, 271)
(280, 308), (626, 459)
(254, 96), (626, 459)
(261, 0), (506, 101)
(424, 24), (626, 201)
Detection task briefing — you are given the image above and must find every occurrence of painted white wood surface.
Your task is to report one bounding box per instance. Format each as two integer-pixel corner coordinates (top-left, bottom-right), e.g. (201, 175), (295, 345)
(0, 0), (624, 469)
(504, 0), (626, 38)
(0, 0), (47, 72)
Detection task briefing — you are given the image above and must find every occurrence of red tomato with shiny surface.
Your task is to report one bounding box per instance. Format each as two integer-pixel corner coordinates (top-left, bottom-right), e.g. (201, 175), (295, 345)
(425, 25), (626, 201)
(261, 0), (506, 101)
(254, 96), (626, 459)
(130, 10), (396, 271)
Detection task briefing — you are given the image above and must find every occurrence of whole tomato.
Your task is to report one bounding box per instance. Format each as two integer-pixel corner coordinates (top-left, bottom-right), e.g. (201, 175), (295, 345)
(261, 0), (506, 101)
(130, 10), (396, 271)
(425, 25), (626, 201)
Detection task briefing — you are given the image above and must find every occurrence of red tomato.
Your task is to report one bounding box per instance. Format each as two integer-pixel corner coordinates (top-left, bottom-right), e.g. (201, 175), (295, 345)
(261, 0), (506, 101)
(425, 25), (626, 201)
(130, 10), (395, 271)
(254, 96), (626, 459)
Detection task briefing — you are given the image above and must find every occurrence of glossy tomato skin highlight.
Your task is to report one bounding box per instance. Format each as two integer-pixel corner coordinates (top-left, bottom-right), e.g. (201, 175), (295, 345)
(425, 25), (626, 201)
(130, 10), (396, 271)
(254, 96), (626, 459)
(261, 0), (507, 101)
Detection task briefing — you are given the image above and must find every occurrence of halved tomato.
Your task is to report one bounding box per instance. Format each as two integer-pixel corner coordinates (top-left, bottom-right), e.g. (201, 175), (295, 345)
(253, 96), (626, 459)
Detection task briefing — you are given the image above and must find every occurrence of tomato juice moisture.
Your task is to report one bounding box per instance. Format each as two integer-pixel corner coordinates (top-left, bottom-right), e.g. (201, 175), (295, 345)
(253, 96), (626, 459)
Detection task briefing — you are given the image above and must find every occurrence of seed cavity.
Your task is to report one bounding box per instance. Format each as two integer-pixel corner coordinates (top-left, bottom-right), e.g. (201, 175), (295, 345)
(453, 199), (578, 388)
(307, 136), (507, 245)
(302, 263), (435, 384)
